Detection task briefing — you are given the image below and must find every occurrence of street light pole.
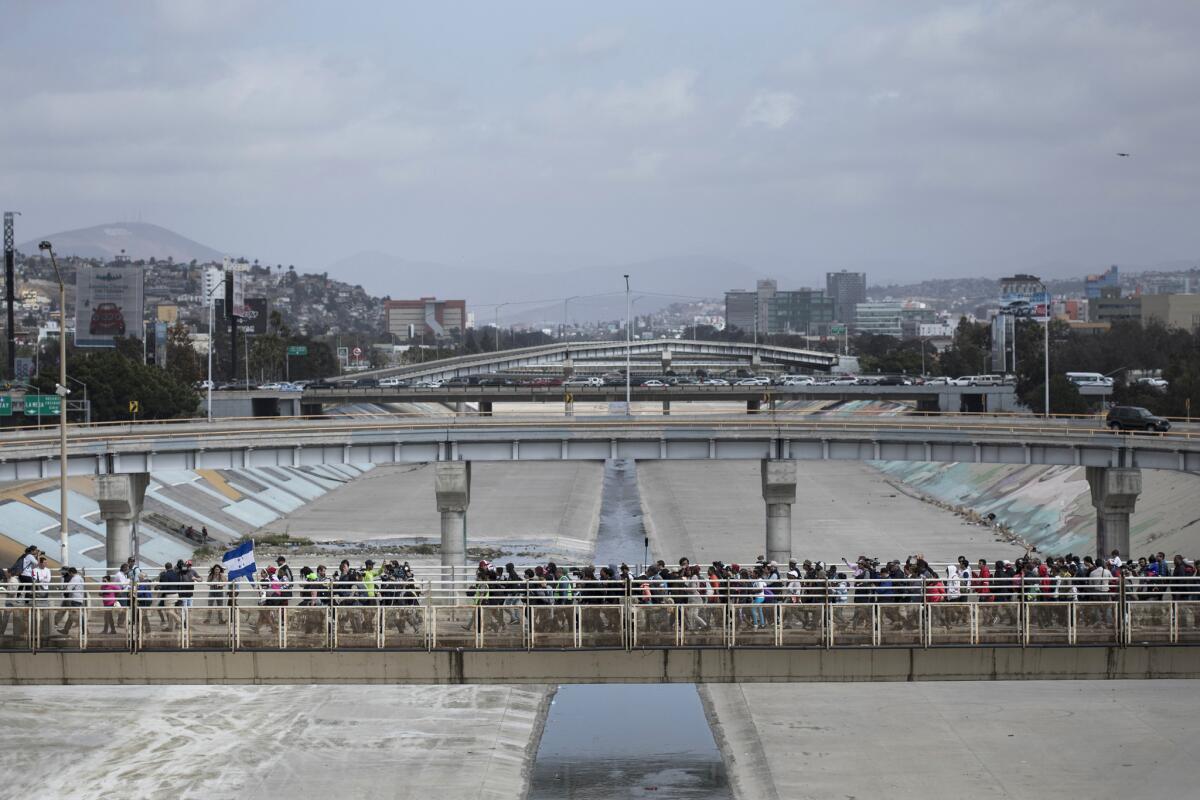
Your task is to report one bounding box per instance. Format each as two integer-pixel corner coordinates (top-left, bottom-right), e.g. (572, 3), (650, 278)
(624, 275), (632, 413)
(1037, 280), (1050, 418)
(38, 241), (69, 567)
(494, 303), (510, 353)
(205, 276), (225, 421)
(562, 295), (578, 340)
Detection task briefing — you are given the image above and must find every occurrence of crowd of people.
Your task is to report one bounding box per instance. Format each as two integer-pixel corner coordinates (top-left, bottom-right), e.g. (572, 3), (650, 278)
(3, 545), (1198, 627)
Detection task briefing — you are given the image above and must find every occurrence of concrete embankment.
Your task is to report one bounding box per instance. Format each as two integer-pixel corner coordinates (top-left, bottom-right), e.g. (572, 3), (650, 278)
(874, 461), (1200, 556)
(0, 683), (554, 800)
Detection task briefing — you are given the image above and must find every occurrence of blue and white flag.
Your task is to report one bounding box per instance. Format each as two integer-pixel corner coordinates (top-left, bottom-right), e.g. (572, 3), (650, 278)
(222, 540), (256, 582)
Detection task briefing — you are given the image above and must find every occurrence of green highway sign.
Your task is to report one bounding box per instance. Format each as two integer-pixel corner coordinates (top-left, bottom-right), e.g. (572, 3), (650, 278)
(0, 396), (11, 417)
(830, 325), (847, 335)
(287, 345), (308, 356)
(23, 394), (61, 416)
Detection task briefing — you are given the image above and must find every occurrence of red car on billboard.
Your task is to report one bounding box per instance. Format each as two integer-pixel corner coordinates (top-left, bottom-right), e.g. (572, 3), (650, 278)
(89, 302), (126, 336)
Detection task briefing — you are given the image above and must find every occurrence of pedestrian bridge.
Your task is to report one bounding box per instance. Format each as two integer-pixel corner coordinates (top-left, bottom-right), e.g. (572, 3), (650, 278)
(3, 580), (1199, 684)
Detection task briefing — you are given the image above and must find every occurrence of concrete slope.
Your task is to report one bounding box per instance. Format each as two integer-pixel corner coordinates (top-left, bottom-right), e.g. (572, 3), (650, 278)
(0, 684), (553, 800)
(256, 461), (603, 561)
(875, 461), (1200, 556)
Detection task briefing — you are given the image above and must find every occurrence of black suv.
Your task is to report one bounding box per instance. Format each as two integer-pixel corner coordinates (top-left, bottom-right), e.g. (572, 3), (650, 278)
(1106, 405), (1170, 433)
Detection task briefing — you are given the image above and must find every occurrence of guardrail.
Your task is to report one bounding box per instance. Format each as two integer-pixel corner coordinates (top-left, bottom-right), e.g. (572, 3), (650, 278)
(2, 576), (1195, 652)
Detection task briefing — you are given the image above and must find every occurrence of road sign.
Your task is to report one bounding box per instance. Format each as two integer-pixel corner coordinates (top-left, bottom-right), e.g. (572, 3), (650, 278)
(352, 347), (362, 357)
(337, 346), (349, 361)
(0, 396), (11, 417)
(831, 324), (847, 336)
(14, 357), (33, 380)
(24, 395), (61, 416)
(564, 393), (574, 404)
(129, 400), (140, 414)
(287, 345), (308, 356)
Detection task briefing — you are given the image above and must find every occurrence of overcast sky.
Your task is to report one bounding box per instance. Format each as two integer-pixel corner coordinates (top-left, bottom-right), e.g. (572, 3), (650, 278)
(3, 0), (1199, 284)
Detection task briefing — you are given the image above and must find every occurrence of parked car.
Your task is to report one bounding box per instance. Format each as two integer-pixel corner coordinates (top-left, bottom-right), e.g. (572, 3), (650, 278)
(1106, 405), (1170, 433)
(1135, 377), (1169, 391)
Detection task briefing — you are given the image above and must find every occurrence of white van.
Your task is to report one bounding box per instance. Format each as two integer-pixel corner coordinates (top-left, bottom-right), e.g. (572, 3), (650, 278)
(956, 375), (1003, 387)
(1066, 372), (1113, 387)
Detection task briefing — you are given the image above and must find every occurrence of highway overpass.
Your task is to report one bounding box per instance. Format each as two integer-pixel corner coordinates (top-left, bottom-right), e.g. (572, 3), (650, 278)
(346, 338), (840, 383)
(0, 414), (1193, 566)
(212, 382), (1021, 418)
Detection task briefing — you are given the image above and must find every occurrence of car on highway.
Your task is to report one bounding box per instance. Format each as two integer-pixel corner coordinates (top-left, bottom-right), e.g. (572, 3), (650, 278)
(412, 379), (442, 388)
(1106, 405), (1170, 433)
(306, 379), (337, 390)
(953, 375), (1003, 387)
(354, 377), (379, 388)
(378, 376), (407, 388)
(923, 376), (951, 386)
(829, 376), (858, 385)
(258, 382), (302, 392)
(1066, 372), (1114, 387)
(701, 378), (730, 386)
(781, 376), (815, 386)
(1135, 376), (1169, 391)
(531, 376), (565, 387)
(733, 377), (765, 386)
(563, 377), (603, 387)
(642, 379), (668, 387)
(477, 375), (515, 387)
(854, 376), (880, 385)
(876, 375), (912, 386)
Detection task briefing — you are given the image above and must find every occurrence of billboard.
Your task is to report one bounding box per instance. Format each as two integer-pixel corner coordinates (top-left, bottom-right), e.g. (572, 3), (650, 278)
(241, 298), (269, 334)
(75, 265), (144, 348)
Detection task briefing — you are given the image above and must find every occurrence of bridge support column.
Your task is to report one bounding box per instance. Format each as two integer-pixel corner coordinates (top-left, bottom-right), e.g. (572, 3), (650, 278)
(761, 460), (797, 565)
(95, 473), (149, 570)
(662, 399), (671, 416)
(1086, 467), (1140, 560)
(435, 462), (471, 598)
(746, 399), (761, 414)
(478, 400), (493, 416)
(661, 350), (672, 374)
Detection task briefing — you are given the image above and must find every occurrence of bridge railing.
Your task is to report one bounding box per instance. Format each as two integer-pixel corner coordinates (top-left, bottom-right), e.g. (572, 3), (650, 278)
(2, 576), (1197, 652)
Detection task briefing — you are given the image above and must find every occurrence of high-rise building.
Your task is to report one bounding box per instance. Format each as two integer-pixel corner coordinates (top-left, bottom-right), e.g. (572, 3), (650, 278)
(724, 289), (758, 334)
(825, 271), (867, 324)
(725, 281), (834, 335)
(386, 297), (467, 341)
(1141, 293), (1200, 332)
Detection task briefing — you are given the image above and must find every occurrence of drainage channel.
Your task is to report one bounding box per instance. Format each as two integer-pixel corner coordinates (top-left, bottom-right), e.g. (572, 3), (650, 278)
(528, 456), (732, 799)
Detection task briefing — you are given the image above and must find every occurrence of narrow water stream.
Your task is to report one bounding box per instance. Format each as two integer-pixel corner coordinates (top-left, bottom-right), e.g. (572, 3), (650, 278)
(528, 458), (732, 800)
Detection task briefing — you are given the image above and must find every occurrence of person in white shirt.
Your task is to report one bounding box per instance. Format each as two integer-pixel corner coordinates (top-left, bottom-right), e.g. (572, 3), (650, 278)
(32, 556), (52, 607)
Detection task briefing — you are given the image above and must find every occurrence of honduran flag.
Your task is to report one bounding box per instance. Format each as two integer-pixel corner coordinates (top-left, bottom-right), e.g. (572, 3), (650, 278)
(222, 540), (257, 582)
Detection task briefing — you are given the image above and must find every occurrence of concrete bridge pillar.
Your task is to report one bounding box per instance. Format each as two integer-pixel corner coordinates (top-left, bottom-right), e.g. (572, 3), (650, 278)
(761, 460), (797, 565)
(661, 350), (672, 374)
(435, 461), (471, 591)
(95, 473), (150, 570)
(478, 400), (493, 416)
(746, 398), (761, 414)
(1086, 467), (1141, 560)
(563, 357), (574, 379)
(662, 399), (671, 416)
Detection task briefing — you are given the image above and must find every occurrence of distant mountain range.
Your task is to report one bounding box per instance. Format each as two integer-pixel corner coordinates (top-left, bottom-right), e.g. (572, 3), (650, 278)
(19, 221), (224, 263)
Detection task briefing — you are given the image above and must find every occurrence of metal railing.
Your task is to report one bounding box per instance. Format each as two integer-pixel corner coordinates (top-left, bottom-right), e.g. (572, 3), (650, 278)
(2, 576), (1197, 653)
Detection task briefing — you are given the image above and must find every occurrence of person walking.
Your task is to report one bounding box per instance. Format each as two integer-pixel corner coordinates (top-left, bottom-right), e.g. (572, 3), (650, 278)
(57, 567), (85, 636)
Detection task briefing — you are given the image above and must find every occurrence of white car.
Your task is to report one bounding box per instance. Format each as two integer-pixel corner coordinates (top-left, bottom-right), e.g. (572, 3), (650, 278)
(413, 379), (442, 388)
(782, 377), (815, 386)
(829, 376), (858, 386)
(701, 378), (730, 386)
(379, 376), (407, 388)
(924, 376), (950, 386)
(642, 379), (668, 387)
(734, 377), (767, 386)
(1136, 377), (1169, 390)
(563, 377), (603, 387)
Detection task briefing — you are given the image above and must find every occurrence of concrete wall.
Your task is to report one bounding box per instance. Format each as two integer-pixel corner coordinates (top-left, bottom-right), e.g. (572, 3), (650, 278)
(5, 646), (1199, 685)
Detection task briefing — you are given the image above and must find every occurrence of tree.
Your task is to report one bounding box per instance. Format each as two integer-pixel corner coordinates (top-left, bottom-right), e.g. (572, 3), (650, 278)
(35, 350), (198, 421)
(165, 323), (203, 387)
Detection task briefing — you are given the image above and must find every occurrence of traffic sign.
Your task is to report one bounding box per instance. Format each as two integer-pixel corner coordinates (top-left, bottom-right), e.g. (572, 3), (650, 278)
(23, 395), (61, 416)
(564, 393), (574, 404)
(287, 345), (308, 356)
(352, 347), (362, 357)
(0, 396), (11, 417)
(830, 324), (847, 336)
(129, 400), (141, 414)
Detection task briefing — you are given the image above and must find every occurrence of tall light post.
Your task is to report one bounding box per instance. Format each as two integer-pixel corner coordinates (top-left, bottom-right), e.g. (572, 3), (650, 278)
(205, 275), (226, 421)
(624, 275), (632, 413)
(37, 241), (69, 567)
(561, 295), (578, 340)
(494, 303), (510, 352)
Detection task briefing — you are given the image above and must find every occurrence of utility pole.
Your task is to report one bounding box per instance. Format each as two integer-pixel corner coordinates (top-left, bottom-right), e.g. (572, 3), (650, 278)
(3, 212), (17, 379)
(38, 241), (70, 568)
(624, 275), (632, 413)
